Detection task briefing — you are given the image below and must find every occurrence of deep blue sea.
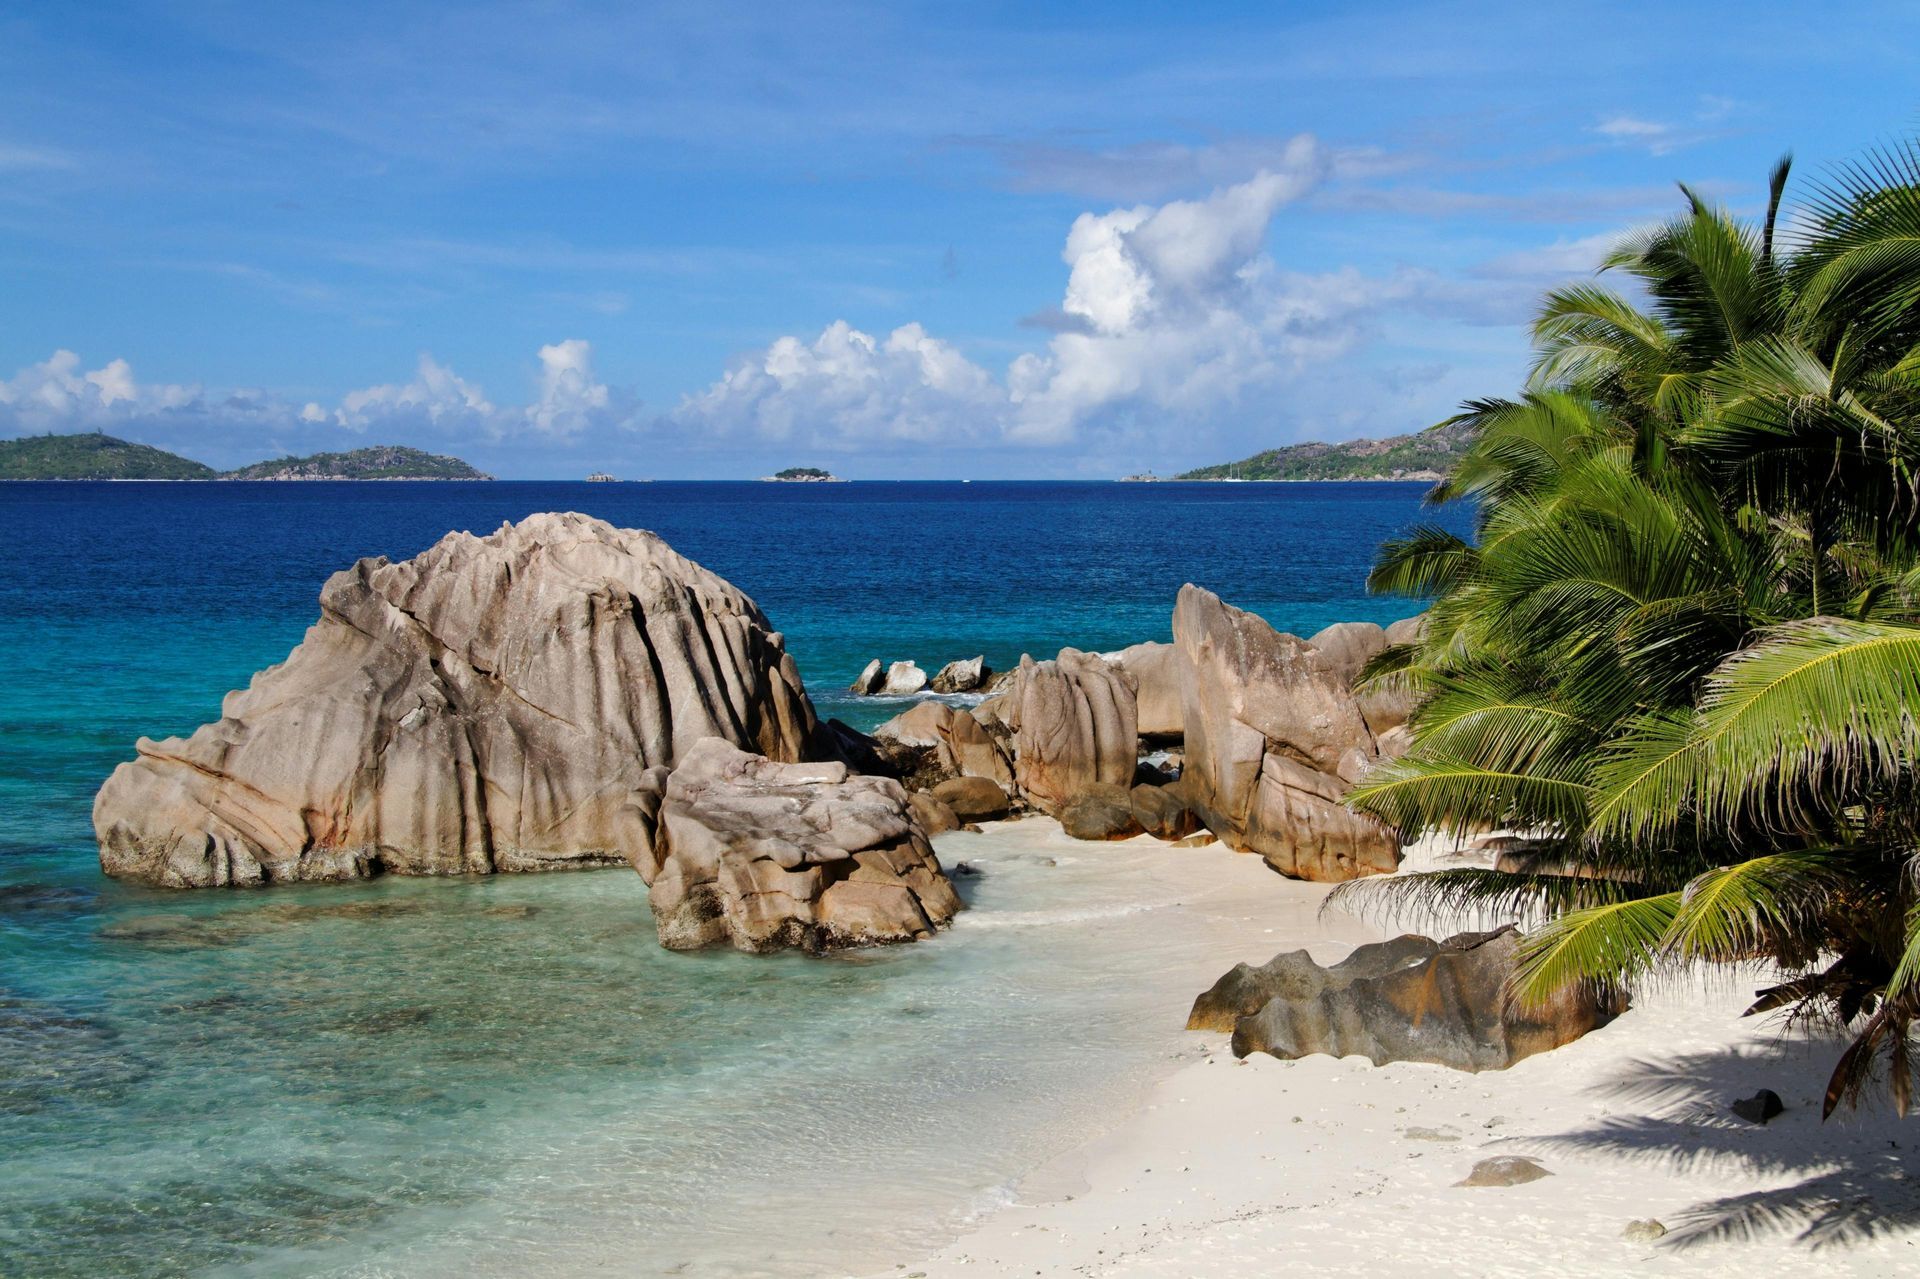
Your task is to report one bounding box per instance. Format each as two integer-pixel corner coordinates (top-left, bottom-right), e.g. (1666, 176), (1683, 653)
(0, 481), (1467, 1278)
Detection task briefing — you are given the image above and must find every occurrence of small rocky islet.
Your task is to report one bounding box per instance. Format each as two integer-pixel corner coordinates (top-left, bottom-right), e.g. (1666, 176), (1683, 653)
(92, 511), (1608, 1065)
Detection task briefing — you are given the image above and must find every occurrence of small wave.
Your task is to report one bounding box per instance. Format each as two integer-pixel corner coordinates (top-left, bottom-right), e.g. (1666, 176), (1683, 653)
(953, 900), (1170, 931)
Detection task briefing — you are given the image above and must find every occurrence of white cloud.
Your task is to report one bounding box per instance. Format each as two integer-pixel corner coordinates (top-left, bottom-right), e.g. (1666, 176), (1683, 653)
(1594, 115), (1671, 142)
(1, 342), (635, 447)
(673, 321), (1003, 446)
(527, 338), (611, 436)
(0, 350), (197, 429)
(670, 166), (1385, 449)
(332, 353), (494, 431)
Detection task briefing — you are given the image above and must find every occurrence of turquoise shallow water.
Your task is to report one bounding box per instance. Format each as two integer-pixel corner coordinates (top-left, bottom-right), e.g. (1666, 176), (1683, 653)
(0, 481), (1465, 1276)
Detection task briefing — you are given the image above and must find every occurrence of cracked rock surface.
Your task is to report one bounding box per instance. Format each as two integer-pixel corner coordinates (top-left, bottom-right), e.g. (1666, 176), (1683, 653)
(634, 737), (961, 953)
(94, 512), (818, 887)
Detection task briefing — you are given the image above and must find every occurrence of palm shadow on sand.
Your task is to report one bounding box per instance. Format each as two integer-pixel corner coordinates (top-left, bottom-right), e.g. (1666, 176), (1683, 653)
(1525, 1036), (1920, 1251)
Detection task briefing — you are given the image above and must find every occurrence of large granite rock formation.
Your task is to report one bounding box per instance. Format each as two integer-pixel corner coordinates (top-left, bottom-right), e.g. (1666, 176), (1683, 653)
(1171, 585), (1398, 881)
(631, 739), (961, 953)
(1002, 649), (1139, 815)
(94, 513), (819, 888)
(1187, 926), (1626, 1071)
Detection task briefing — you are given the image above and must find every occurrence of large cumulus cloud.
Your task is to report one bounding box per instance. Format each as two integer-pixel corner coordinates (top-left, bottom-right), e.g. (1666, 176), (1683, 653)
(667, 158), (1404, 450)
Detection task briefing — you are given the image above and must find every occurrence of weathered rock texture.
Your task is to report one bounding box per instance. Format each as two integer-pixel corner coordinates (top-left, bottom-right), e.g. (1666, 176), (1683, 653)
(1002, 649), (1139, 815)
(1171, 585), (1398, 881)
(1109, 641), (1184, 740)
(872, 701), (1014, 789)
(1187, 926), (1626, 1072)
(1059, 783), (1143, 841)
(632, 739), (961, 953)
(929, 656), (989, 693)
(95, 513), (819, 888)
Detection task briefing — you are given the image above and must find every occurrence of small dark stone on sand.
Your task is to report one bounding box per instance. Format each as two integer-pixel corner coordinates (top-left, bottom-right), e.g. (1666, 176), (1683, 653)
(1731, 1088), (1784, 1124)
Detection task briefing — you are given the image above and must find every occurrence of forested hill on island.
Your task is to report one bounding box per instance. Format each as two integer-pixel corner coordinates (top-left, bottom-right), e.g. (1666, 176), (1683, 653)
(0, 434), (491, 480)
(0, 432), (218, 479)
(1177, 419), (1474, 481)
(220, 445), (492, 481)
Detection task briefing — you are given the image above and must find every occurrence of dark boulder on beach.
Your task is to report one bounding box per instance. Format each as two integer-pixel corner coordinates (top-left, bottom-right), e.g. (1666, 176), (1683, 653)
(94, 513), (820, 888)
(632, 738), (961, 953)
(1130, 781), (1203, 841)
(1059, 783), (1144, 841)
(1188, 925), (1626, 1071)
(932, 775), (1012, 821)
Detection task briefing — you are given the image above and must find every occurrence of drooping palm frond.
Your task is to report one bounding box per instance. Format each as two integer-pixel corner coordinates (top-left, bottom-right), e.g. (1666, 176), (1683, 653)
(1509, 892), (1684, 1006)
(1346, 753), (1594, 839)
(1593, 620), (1920, 840)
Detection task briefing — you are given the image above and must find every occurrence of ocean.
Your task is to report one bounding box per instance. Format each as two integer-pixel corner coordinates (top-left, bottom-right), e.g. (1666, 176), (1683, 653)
(0, 480), (1469, 1277)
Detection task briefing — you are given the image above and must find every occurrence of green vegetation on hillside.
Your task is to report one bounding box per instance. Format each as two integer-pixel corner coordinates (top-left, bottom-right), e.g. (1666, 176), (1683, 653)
(220, 445), (491, 480)
(768, 466), (836, 481)
(0, 432), (217, 479)
(1335, 145), (1920, 1113)
(1177, 420), (1475, 481)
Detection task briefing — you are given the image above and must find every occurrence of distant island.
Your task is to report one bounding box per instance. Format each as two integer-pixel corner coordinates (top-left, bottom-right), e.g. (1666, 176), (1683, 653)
(221, 445), (492, 481)
(1177, 420), (1474, 482)
(0, 432), (218, 480)
(0, 433), (492, 481)
(761, 466), (842, 482)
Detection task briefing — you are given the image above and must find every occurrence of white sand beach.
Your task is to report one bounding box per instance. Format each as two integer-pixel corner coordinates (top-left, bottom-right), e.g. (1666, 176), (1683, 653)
(872, 826), (1920, 1279)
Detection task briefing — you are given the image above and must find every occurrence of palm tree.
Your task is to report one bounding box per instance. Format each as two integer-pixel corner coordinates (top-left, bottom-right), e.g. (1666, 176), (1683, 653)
(1337, 142), (1920, 1114)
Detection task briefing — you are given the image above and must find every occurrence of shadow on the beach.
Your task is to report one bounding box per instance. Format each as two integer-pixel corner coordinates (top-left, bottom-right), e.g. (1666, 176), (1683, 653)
(1525, 1037), (1920, 1251)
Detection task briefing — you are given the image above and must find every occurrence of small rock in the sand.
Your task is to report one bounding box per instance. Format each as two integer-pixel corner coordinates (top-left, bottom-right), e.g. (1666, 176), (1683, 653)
(1403, 1126), (1458, 1142)
(1040, 858), (1057, 867)
(1731, 1088), (1784, 1124)
(1622, 1219), (1668, 1242)
(1455, 1156), (1552, 1187)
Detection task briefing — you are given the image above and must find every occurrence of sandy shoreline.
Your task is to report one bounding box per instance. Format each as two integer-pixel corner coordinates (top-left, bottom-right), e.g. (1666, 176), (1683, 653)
(868, 829), (1920, 1279)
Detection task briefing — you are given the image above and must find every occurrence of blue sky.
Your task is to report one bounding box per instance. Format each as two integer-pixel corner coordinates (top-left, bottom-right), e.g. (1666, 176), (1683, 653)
(1, 1), (1914, 478)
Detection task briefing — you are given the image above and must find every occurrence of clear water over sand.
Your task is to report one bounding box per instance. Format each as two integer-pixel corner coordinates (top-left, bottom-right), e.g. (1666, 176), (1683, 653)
(0, 482), (1455, 1275)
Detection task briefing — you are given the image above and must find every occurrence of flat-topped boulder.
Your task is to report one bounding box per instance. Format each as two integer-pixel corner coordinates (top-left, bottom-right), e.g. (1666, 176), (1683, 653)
(1172, 585), (1397, 881)
(633, 738), (961, 953)
(1188, 926), (1626, 1071)
(94, 513), (819, 888)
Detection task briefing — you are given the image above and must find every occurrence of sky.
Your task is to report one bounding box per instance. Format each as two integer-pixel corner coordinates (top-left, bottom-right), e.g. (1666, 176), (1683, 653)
(1, 1), (1915, 479)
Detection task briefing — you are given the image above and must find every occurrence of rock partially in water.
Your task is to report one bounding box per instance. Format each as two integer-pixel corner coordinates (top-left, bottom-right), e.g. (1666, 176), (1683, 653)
(849, 659), (885, 695)
(1003, 649), (1138, 815)
(880, 661), (928, 696)
(95, 513), (818, 889)
(1189, 926), (1626, 1072)
(1171, 585), (1397, 882)
(929, 655), (989, 694)
(634, 738), (962, 953)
